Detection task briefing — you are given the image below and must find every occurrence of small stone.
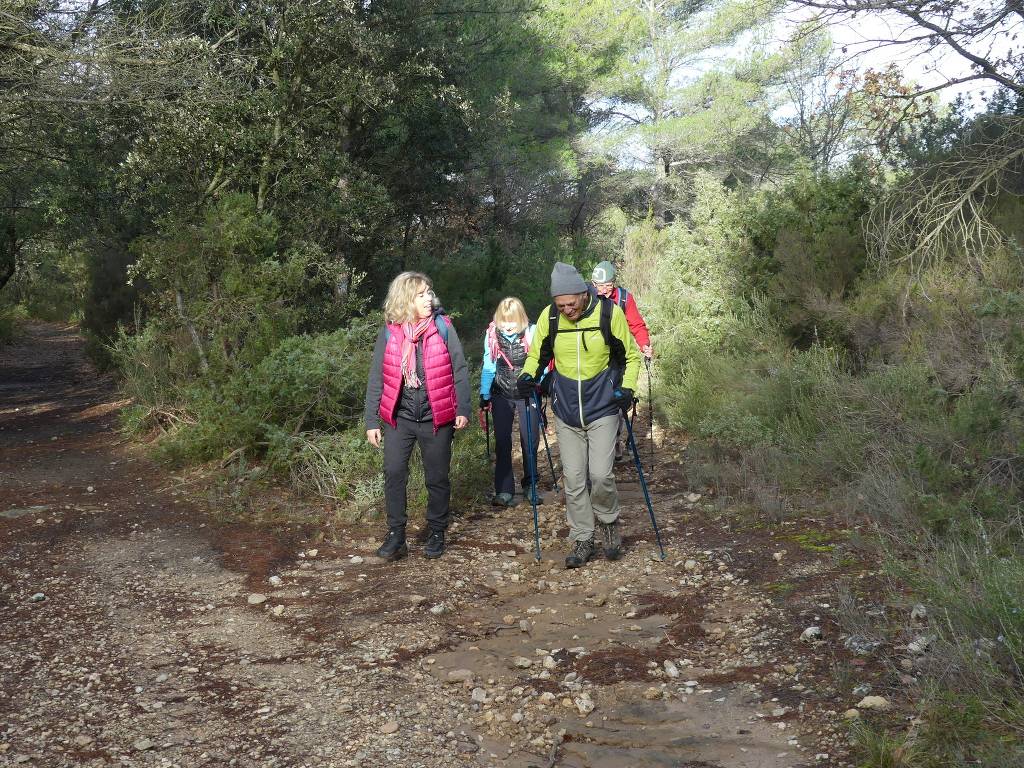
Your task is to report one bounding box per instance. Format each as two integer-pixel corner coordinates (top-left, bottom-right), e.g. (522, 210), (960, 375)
(513, 656), (533, 669)
(910, 603), (928, 621)
(503, 614), (516, 624)
(585, 593), (607, 607)
(907, 635), (933, 655)
(455, 741), (479, 754)
(74, 735), (94, 747)
(856, 696), (891, 711)
(247, 593), (268, 605)
(407, 595), (427, 606)
(543, 655), (558, 670)
(268, 575), (283, 587)
(663, 660), (680, 678)
(643, 687), (662, 700)
(133, 738), (154, 751)
(503, 550), (517, 557)
(584, 612), (596, 620)
(471, 687), (488, 703)
(773, 551), (785, 562)
(306, 549), (319, 557)
(783, 664), (798, 675)
(28, 593), (45, 603)
(271, 605), (285, 616)
(574, 694), (595, 714)
(349, 555), (364, 564)
(684, 559), (699, 571)
(429, 603), (446, 616)
(86, 486), (95, 493)
(538, 692), (556, 705)
(447, 669), (475, 684)
(627, 624), (642, 631)
(519, 620), (530, 632)
(511, 711), (524, 724)
(800, 626), (823, 642)
(685, 492), (702, 503)
(844, 708), (861, 720)
(844, 634), (881, 655)
(380, 720), (399, 734)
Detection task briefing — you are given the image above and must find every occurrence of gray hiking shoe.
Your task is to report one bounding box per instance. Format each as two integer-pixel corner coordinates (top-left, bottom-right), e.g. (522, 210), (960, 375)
(598, 519), (622, 561)
(564, 538), (595, 569)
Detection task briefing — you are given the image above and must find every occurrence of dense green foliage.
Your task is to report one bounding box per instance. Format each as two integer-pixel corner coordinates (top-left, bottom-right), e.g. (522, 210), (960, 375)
(4, 2), (1024, 764)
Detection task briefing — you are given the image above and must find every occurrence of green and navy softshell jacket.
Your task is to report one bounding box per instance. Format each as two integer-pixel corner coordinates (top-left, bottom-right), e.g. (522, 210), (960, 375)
(521, 292), (640, 428)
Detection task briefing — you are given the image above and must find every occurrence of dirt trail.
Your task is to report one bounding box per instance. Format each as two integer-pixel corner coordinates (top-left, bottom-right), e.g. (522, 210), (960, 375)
(0, 323), (865, 767)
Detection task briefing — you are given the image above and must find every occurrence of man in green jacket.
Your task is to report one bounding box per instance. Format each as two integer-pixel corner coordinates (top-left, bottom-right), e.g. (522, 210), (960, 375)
(518, 262), (641, 568)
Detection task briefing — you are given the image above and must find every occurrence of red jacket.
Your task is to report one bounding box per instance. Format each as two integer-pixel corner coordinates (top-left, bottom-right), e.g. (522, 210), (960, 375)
(611, 287), (650, 349)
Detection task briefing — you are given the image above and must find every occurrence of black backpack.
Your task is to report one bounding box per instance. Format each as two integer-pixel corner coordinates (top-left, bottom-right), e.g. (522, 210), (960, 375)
(536, 295), (626, 375)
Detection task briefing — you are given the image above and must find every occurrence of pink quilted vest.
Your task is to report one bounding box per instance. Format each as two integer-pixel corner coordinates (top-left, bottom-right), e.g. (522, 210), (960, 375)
(378, 318), (458, 430)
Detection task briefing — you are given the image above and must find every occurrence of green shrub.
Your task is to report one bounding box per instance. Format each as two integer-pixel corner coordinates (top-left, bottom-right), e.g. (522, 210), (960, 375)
(850, 721), (921, 768)
(154, 316), (380, 465)
(0, 304), (27, 345)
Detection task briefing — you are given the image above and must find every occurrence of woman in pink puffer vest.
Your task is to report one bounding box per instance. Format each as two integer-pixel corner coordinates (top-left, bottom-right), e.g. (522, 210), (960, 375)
(363, 272), (470, 561)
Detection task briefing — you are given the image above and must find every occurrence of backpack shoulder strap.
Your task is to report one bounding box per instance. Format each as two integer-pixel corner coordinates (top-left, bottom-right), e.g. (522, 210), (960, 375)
(599, 296), (613, 347)
(434, 314), (449, 342)
(601, 297), (626, 370)
(536, 304), (558, 374)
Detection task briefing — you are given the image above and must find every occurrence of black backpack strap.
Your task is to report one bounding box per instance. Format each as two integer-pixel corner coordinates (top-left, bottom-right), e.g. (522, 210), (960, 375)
(601, 297), (627, 371)
(616, 287), (629, 309)
(535, 303), (558, 375)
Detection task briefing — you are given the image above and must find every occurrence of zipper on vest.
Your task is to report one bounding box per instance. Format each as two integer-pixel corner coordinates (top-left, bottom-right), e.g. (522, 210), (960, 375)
(576, 331), (585, 427)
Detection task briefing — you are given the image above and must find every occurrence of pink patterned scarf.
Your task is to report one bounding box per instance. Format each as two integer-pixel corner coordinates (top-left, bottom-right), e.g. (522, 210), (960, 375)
(400, 317), (433, 388)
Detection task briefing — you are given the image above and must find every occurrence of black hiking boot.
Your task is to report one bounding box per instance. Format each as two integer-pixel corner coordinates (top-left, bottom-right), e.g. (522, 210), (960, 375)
(598, 519), (622, 561)
(375, 528), (407, 561)
(424, 528), (446, 559)
(564, 538), (595, 569)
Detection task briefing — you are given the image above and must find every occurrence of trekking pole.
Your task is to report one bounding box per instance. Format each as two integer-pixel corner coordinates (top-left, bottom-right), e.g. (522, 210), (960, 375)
(522, 391), (543, 562)
(478, 407), (492, 461)
(533, 391), (559, 491)
(486, 409), (492, 462)
(623, 403), (665, 561)
(644, 357), (655, 472)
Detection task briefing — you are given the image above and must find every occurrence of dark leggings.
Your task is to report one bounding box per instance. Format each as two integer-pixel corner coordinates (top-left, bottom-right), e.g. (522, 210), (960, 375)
(491, 394), (540, 496)
(383, 418), (454, 532)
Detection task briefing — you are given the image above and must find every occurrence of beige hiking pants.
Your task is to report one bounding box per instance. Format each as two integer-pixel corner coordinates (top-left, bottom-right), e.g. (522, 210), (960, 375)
(554, 413), (620, 542)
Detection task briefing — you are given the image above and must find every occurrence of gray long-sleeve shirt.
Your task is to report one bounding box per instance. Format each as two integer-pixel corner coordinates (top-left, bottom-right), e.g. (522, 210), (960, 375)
(363, 314), (471, 429)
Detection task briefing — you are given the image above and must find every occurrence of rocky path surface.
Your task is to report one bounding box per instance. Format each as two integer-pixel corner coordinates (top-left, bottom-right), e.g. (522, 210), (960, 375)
(0, 323), (874, 767)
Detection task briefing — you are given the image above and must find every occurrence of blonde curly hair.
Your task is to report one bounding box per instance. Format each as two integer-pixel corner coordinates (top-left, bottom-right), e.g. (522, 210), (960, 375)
(383, 271), (433, 324)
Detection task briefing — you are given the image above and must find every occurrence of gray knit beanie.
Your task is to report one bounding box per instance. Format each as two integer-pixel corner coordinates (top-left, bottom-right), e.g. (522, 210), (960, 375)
(549, 262), (588, 297)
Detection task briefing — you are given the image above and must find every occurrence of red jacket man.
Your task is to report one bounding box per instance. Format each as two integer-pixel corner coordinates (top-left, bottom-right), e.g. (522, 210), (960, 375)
(591, 261), (652, 359)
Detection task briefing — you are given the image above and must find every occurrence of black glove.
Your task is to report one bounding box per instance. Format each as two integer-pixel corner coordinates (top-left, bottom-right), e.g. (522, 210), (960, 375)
(479, 395), (491, 411)
(613, 387), (634, 412)
(516, 373), (535, 399)
(538, 375), (552, 396)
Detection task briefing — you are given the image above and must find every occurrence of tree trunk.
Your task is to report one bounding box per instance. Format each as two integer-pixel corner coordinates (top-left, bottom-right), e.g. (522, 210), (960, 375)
(175, 289), (209, 373)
